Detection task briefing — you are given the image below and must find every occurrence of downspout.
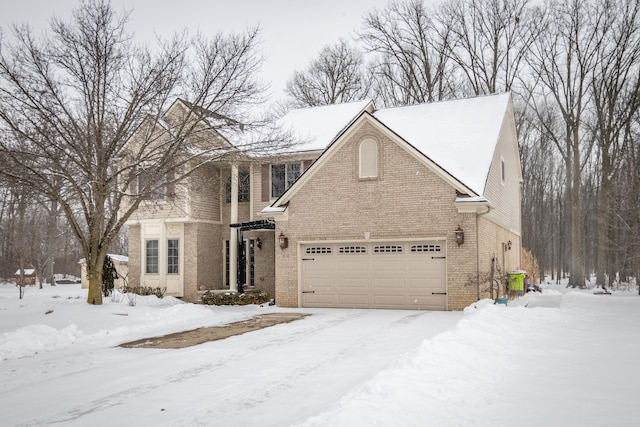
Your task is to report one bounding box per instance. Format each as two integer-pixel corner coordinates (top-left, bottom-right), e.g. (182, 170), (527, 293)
(476, 205), (492, 301)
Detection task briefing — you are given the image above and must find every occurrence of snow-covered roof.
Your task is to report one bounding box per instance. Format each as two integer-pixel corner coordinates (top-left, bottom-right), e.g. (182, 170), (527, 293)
(373, 93), (511, 196)
(78, 254), (129, 264)
(277, 100), (374, 152)
(15, 269), (35, 276)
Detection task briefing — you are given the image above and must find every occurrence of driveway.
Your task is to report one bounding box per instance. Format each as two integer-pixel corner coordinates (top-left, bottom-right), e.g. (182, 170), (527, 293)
(4, 307), (462, 427)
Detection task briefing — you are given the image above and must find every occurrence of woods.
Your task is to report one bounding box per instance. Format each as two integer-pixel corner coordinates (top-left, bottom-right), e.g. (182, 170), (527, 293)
(1, 0), (639, 299)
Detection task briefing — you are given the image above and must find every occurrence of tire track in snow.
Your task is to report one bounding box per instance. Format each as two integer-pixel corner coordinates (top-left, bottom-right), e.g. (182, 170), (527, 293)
(165, 311), (432, 426)
(13, 310), (369, 427)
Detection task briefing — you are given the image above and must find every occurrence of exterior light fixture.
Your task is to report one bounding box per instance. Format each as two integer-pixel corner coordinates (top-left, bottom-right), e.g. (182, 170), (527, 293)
(507, 240), (512, 251)
(278, 232), (288, 250)
(256, 237), (262, 250)
(454, 226), (464, 246)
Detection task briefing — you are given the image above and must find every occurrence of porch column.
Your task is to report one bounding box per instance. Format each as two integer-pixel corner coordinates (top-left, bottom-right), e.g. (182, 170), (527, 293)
(229, 163), (239, 292)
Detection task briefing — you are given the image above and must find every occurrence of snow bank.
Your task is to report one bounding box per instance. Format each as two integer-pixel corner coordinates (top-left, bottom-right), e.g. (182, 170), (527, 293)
(0, 324), (82, 360)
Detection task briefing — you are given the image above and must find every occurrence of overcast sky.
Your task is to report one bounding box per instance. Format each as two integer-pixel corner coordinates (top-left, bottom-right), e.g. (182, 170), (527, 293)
(0, 0), (398, 101)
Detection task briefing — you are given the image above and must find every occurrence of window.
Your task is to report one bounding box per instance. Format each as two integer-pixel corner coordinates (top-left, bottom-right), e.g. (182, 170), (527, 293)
(501, 157), (506, 184)
(411, 244), (441, 253)
(359, 139), (378, 178)
(271, 162), (302, 198)
(225, 169), (250, 203)
(145, 240), (159, 274)
(374, 245), (403, 253)
(305, 247), (332, 254)
(138, 169), (165, 200)
(167, 239), (179, 274)
(339, 246), (367, 254)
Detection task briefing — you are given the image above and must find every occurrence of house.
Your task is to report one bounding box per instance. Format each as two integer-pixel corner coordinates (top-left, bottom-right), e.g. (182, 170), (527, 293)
(14, 269), (37, 286)
(125, 93), (521, 310)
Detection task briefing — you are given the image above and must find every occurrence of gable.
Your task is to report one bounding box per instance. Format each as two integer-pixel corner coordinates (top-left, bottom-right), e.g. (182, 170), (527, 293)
(277, 120), (464, 230)
(267, 112), (477, 211)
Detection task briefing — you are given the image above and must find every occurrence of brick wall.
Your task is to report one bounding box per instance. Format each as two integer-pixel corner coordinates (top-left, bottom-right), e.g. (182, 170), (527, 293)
(274, 119), (518, 310)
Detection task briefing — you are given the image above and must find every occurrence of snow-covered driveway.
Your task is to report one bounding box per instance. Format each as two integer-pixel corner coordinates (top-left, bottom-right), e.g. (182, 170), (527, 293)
(0, 293), (461, 427)
(4, 284), (640, 426)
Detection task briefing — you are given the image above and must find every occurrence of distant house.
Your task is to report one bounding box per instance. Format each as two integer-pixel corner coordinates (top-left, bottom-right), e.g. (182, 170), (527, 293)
(15, 269), (36, 286)
(125, 93), (521, 310)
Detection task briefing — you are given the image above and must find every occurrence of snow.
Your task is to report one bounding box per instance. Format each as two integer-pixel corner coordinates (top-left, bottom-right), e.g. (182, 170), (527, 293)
(373, 93), (511, 196)
(1, 283), (639, 426)
(78, 254), (128, 264)
(277, 100), (373, 152)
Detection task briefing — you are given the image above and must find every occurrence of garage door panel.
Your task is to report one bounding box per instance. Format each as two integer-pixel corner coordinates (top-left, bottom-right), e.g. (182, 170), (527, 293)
(339, 278), (370, 289)
(303, 293), (336, 306)
(301, 241), (447, 310)
(337, 294), (370, 307)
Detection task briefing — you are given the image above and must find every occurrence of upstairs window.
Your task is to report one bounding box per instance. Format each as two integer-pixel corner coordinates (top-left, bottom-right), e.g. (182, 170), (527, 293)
(138, 169), (165, 200)
(225, 169), (250, 203)
(271, 162), (302, 198)
(359, 139), (378, 179)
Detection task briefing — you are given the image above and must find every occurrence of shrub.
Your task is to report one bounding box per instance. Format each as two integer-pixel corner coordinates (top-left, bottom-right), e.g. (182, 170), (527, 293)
(102, 255), (118, 297)
(201, 290), (270, 306)
(121, 285), (166, 299)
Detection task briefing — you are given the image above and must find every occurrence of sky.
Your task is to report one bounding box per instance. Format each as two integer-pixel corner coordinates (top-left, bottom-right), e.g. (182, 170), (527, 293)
(2, 282), (639, 426)
(0, 0), (396, 101)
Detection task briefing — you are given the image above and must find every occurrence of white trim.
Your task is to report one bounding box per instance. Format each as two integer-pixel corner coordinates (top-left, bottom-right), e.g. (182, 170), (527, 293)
(359, 138), (378, 179)
(126, 218), (222, 225)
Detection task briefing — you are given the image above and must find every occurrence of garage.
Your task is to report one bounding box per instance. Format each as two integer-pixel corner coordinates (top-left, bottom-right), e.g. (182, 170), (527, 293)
(300, 240), (447, 310)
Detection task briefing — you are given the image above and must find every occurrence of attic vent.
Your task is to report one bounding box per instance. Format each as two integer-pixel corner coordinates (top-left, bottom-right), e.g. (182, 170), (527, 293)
(339, 246), (367, 254)
(306, 247), (332, 254)
(374, 245), (403, 253)
(411, 244), (442, 253)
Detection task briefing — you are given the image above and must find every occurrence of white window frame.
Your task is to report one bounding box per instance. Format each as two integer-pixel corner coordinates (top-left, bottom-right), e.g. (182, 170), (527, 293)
(359, 139), (378, 179)
(145, 239), (159, 274)
(167, 239), (179, 274)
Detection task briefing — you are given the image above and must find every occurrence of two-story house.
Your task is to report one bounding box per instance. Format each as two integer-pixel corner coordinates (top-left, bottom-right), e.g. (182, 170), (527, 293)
(125, 93), (522, 311)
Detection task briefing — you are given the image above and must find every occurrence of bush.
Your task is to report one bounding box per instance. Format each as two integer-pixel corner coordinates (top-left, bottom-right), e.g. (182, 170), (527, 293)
(121, 285), (166, 299)
(102, 255), (118, 297)
(201, 290), (270, 306)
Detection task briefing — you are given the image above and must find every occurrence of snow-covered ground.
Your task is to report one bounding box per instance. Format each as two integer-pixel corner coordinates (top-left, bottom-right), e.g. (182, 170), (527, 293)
(1, 283), (638, 426)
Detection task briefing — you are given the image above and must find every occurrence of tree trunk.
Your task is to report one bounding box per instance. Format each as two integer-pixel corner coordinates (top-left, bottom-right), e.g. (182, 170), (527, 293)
(86, 267), (104, 305)
(595, 151), (612, 287)
(86, 245), (108, 305)
(569, 130), (585, 288)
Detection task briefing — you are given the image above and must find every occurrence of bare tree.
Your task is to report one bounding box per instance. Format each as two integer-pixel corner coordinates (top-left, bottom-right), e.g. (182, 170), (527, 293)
(285, 38), (370, 107)
(522, 0), (610, 287)
(437, 0), (538, 96)
(359, 0), (454, 106)
(0, 0), (273, 304)
(588, 0), (640, 286)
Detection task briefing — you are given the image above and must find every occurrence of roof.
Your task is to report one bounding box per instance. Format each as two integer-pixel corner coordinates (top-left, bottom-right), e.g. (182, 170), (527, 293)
(78, 254), (129, 264)
(373, 93), (511, 196)
(276, 99), (374, 152)
(15, 269), (35, 276)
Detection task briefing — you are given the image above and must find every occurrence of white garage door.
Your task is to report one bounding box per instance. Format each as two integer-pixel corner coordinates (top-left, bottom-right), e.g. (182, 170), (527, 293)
(301, 240), (447, 310)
